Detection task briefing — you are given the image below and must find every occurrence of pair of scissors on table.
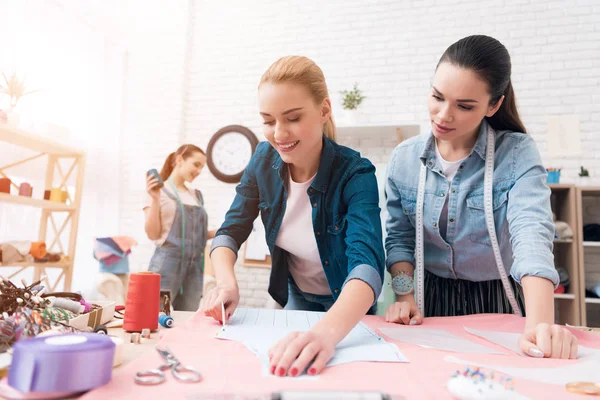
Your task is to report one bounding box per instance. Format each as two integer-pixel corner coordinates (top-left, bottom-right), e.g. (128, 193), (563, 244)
(134, 346), (202, 385)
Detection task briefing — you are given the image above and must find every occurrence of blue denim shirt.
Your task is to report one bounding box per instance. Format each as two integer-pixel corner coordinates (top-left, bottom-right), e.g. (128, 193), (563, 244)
(385, 121), (559, 286)
(211, 136), (385, 307)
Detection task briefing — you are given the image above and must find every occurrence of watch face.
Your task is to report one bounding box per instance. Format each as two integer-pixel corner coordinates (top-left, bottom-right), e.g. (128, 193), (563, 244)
(211, 132), (254, 176)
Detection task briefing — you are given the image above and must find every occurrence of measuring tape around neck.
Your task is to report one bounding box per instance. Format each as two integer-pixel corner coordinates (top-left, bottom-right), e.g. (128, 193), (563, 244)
(415, 126), (522, 316)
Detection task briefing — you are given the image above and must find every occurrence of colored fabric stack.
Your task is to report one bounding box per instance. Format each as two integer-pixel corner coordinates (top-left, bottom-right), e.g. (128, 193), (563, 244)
(93, 236), (137, 274)
(0, 241), (48, 264)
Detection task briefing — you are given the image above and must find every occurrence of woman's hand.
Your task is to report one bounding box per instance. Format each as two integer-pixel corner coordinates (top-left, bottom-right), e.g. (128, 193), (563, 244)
(200, 283), (240, 324)
(385, 299), (423, 325)
(268, 330), (336, 377)
(519, 323), (578, 359)
(146, 173), (161, 200)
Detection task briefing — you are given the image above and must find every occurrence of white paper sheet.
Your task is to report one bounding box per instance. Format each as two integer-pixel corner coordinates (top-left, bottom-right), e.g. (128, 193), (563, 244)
(445, 355), (600, 386)
(216, 308), (408, 374)
(464, 327), (600, 360)
(547, 115), (582, 157)
(378, 327), (505, 354)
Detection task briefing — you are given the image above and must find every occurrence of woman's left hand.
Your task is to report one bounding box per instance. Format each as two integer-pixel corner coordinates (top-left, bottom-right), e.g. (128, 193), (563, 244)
(268, 330), (336, 377)
(519, 322), (578, 359)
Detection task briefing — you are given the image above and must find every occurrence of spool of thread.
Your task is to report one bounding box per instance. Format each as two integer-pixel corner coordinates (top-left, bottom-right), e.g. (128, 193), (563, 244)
(141, 328), (151, 339)
(130, 333), (141, 344)
(49, 188), (62, 202)
(8, 334), (115, 394)
(49, 298), (84, 314)
(79, 299), (92, 313)
(123, 272), (160, 332)
(0, 178), (10, 194)
(159, 313), (174, 328)
(43, 190), (51, 200)
(18, 183), (32, 197)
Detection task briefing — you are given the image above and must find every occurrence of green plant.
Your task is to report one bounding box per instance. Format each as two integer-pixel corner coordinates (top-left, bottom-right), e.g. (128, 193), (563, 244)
(579, 166), (589, 177)
(0, 72), (37, 108)
(340, 83), (365, 110)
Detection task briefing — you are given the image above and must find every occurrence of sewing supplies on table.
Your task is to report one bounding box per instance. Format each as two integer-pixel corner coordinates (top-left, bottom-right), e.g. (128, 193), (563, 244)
(446, 367), (527, 400)
(134, 346), (202, 385)
(8, 333), (115, 395)
(141, 328), (151, 339)
(159, 313), (174, 328)
(565, 382), (600, 396)
(130, 333), (141, 344)
(123, 272), (160, 332)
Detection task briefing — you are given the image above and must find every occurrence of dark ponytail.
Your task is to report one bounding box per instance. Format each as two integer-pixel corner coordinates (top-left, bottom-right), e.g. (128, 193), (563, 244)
(159, 144), (205, 181)
(437, 35), (527, 134)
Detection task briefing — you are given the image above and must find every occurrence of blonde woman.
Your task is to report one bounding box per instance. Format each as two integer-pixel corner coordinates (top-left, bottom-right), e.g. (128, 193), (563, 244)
(201, 56), (384, 376)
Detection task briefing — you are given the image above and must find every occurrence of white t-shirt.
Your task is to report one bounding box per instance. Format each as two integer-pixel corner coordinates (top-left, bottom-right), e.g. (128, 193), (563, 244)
(144, 186), (199, 247)
(275, 173), (330, 295)
(436, 144), (468, 239)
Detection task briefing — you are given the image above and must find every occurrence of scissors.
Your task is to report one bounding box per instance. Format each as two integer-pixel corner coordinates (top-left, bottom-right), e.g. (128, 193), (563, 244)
(134, 346), (202, 385)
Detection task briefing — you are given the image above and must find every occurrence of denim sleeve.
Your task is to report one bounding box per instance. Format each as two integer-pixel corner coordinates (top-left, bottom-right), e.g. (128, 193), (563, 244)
(341, 159), (385, 305)
(384, 148), (416, 271)
(210, 151), (261, 259)
(507, 135), (559, 287)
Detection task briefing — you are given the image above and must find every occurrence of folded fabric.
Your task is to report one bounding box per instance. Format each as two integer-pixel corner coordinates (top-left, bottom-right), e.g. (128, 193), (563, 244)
(102, 250), (131, 267)
(93, 240), (125, 261)
(99, 256), (129, 274)
(554, 221), (573, 240)
(110, 236), (138, 253)
(0, 244), (23, 264)
(95, 237), (123, 254)
(6, 241), (31, 256)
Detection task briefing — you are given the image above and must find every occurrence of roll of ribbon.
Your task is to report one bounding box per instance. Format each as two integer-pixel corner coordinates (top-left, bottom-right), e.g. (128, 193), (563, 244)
(123, 272), (160, 332)
(8, 333), (115, 394)
(18, 183), (32, 197)
(0, 178), (10, 194)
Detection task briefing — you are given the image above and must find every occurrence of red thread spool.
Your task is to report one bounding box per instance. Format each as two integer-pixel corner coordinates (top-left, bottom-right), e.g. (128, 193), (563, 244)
(123, 272), (160, 332)
(0, 178), (11, 194)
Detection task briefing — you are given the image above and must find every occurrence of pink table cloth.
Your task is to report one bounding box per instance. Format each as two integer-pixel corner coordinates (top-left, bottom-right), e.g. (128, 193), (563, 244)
(81, 313), (600, 400)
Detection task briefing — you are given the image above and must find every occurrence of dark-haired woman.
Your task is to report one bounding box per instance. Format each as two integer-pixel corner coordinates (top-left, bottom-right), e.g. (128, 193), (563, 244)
(384, 35), (578, 359)
(144, 144), (215, 311)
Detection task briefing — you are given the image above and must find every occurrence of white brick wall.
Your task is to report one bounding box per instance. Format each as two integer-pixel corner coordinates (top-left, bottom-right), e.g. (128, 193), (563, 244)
(126, 0), (600, 307)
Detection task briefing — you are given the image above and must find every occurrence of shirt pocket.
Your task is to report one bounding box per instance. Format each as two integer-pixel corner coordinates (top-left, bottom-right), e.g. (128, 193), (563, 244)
(399, 188), (418, 227)
(327, 214), (348, 267)
(465, 189), (509, 246)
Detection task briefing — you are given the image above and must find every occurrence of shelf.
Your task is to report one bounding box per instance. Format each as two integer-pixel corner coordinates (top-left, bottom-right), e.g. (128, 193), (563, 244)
(0, 193), (75, 211)
(583, 241), (600, 247)
(554, 239), (573, 243)
(548, 184), (575, 190)
(585, 298), (600, 304)
(0, 124), (83, 157)
(0, 261), (70, 268)
(554, 293), (576, 300)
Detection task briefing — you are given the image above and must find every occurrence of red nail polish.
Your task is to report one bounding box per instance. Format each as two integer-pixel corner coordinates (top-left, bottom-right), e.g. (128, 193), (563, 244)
(278, 367), (284, 376)
(270, 365), (276, 374)
(308, 368), (316, 375)
(290, 368), (298, 377)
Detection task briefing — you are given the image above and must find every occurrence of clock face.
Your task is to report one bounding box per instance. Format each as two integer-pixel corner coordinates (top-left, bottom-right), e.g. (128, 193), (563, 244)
(207, 125), (259, 183)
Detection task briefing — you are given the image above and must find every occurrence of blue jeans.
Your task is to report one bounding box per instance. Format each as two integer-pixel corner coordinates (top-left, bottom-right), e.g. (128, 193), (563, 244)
(285, 279), (377, 315)
(285, 279), (335, 312)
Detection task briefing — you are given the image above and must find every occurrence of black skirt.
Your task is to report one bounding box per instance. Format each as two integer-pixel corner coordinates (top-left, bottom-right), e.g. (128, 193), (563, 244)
(424, 269), (526, 317)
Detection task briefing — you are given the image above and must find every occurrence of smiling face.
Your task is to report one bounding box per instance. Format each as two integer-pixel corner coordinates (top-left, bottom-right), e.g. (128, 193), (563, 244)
(258, 82), (330, 168)
(428, 62), (504, 144)
(174, 151), (206, 183)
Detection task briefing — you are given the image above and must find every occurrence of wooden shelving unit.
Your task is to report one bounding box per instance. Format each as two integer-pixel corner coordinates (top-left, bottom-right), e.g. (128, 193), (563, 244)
(576, 186), (600, 327)
(0, 124), (86, 292)
(549, 184), (581, 326)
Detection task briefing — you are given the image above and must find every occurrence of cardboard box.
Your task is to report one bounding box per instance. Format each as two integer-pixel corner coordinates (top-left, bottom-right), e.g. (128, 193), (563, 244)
(67, 300), (115, 331)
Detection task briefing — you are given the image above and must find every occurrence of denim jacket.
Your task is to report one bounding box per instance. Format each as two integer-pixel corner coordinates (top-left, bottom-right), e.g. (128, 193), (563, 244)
(385, 121), (559, 286)
(211, 136), (385, 307)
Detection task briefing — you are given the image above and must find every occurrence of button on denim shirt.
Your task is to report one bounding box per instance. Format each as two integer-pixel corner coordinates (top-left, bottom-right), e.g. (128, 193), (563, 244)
(385, 121), (559, 286)
(211, 136), (385, 307)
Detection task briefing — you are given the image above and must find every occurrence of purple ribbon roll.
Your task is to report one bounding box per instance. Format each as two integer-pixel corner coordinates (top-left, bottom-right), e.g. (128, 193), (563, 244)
(8, 333), (115, 394)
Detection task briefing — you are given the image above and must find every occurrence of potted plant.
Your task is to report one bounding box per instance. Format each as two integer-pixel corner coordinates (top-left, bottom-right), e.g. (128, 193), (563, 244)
(339, 83), (365, 126)
(0, 72), (37, 127)
(578, 166), (591, 186)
